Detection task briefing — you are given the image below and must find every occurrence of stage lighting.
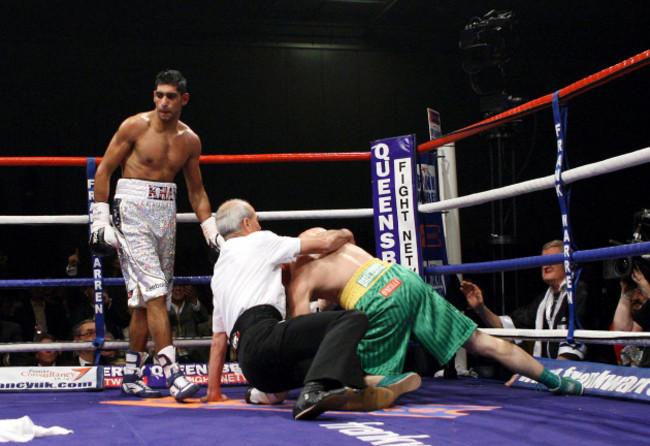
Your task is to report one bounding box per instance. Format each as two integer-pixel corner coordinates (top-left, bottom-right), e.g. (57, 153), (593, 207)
(460, 10), (517, 98)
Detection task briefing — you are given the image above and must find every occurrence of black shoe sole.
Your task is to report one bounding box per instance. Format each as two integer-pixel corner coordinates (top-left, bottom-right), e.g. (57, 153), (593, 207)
(293, 389), (349, 421)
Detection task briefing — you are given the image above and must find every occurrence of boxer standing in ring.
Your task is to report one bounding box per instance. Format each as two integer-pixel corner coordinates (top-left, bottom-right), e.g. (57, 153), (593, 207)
(91, 69), (221, 401)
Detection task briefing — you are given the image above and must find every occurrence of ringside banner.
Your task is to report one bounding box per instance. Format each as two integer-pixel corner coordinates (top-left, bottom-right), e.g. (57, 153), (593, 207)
(102, 362), (247, 388)
(371, 135), (422, 274)
(0, 366), (103, 392)
(0, 363), (247, 391)
(511, 357), (650, 403)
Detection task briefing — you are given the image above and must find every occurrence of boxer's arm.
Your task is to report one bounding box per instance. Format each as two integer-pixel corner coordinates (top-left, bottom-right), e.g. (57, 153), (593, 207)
(202, 331), (228, 402)
(287, 279), (314, 317)
(299, 227), (356, 246)
(298, 228), (354, 255)
(95, 117), (140, 202)
(183, 136), (213, 225)
(184, 138), (224, 256)
(90, 119), (141, 256)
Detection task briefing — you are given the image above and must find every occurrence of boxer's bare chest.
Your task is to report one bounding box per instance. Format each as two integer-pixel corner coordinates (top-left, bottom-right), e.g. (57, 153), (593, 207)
(124, 128), (189, 181)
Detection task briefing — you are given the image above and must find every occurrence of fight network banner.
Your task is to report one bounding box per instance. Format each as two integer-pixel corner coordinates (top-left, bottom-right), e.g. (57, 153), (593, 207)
(102, 362), (247, 388)
(371, 135), (422, 274)
(511, 357), (650, 403)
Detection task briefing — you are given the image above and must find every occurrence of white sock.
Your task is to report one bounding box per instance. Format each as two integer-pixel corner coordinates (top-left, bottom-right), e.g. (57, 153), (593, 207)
(157, 345), (177, 379)
(124, 350), (146, 376)
(250, 388), (286, 405)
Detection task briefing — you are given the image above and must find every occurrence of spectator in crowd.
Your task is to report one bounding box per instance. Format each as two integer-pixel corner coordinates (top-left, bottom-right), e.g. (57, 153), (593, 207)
(169, 283), (210, 363)
(8, 333), (63, 367)
(68, 286), (130, 340)
(69, 319), (113, 366)
(65, 247), (122, 279)
(0, 251), (8, 278)
(0, 251), (21, 326)
(0, 294), (21, 325)
(65, 246), (130, 337)
(0, 319), (27, 366)
(13, 285), (70, 342)
(0, 251), (22, 325)
(460, 240), (590, 361)
(33, 333), (63, 366)
(99, 331), (126, 366)
(65, 249), (81, 277)
(612, 265), (650, 366)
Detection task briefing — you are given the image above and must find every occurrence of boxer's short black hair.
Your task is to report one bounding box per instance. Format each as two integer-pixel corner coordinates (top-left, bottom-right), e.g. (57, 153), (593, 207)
(155, 69), (187, 94)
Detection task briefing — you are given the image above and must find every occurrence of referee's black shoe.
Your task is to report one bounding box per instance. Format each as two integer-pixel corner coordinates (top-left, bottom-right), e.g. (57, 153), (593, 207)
(293, 381), (350, 420)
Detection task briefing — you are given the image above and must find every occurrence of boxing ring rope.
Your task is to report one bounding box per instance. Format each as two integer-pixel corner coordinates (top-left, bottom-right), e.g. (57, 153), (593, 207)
(481, 329), (650, 346)
(6, 328), (650, 355)
(419, 147), (650, 214)
(428, 242), (650, 276)
(0, 152), (371, 167)
(418, 49), (650, 153)
(0, 49), (649, 355)
(0, 338), (210, 353)
(2, 144), (647, 225)
(0, 208), (375, 225)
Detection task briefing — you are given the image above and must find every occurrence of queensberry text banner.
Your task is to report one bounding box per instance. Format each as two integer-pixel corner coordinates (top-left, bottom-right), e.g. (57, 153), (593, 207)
(371, 135), (422, 273)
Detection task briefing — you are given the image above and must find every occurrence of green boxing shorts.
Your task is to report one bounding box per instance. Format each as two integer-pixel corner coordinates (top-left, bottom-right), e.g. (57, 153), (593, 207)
(340, 259), (477, 376)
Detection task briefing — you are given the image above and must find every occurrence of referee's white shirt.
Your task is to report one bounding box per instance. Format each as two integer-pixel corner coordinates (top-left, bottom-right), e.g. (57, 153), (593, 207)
(211, 230), (301, 337)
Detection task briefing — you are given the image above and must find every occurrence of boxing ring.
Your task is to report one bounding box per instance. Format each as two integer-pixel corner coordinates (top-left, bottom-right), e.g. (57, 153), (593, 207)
(0, 49), (649, 444)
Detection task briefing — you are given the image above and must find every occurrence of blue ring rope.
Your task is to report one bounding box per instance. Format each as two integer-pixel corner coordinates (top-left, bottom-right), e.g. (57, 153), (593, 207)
(0, 276), (211, 288)
(2, 243), (648, 288)
(423, 242), (650, 276)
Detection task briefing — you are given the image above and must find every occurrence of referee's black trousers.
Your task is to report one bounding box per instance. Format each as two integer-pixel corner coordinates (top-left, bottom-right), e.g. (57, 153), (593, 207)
(237, 307), (368, 393)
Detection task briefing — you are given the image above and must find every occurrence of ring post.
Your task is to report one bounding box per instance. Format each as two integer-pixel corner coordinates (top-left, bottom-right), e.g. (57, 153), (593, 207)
(551, 92), (580, 345)
(370, 135), (423, 274)
(419, 109), (451, 294)
(418, 149), (449, 292)
(86, 158), (106, 364)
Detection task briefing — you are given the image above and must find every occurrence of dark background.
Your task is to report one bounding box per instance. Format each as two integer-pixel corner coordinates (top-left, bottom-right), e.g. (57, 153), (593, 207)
(1, 1), (648, 314)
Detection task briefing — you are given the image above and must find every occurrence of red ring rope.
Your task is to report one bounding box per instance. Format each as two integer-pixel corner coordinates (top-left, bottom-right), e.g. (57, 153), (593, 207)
(0, 49), (646, 167)
(0, 152), (371, 167)
(418, 49), (650, 153)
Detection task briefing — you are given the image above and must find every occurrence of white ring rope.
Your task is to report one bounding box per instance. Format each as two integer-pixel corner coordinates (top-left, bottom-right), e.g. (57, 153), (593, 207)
(0, 338), (212, 353)
(186, 208), (375, 223)
(1, 146), (647, 225)
(0, 209), (375, 225)
(420, 145), (650, 213)
(0, 215), (89, 225)
(3, 329), (650, 354)
(481, 329), (650, 346)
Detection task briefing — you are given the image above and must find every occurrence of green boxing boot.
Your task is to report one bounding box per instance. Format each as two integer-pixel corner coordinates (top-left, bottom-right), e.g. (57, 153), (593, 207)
(550, 376), (584, 396)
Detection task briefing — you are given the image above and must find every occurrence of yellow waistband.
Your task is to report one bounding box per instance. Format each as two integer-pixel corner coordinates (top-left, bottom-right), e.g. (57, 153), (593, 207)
(340, 259), (392, 310)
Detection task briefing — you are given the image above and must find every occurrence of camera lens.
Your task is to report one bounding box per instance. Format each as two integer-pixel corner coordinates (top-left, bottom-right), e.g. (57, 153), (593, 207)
(614, 257), (632, 276)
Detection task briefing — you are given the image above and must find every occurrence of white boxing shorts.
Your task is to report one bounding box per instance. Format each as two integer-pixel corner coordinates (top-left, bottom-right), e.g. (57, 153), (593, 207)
(112, 178), (177, 308)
